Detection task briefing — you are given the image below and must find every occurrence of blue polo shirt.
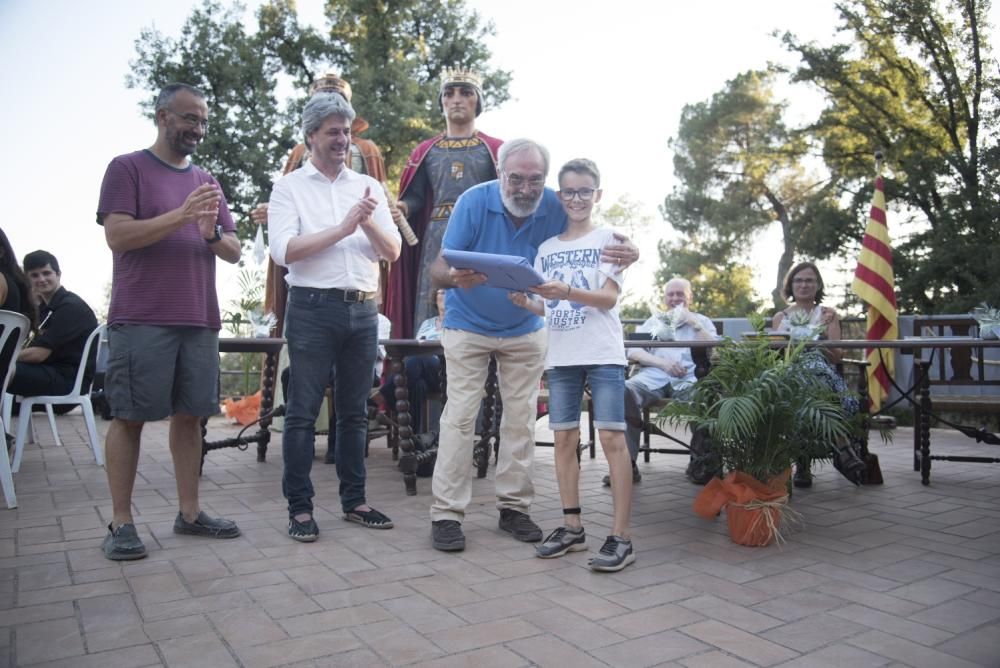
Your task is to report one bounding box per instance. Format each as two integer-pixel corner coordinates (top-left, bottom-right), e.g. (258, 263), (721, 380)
(442, 180), (567, 337)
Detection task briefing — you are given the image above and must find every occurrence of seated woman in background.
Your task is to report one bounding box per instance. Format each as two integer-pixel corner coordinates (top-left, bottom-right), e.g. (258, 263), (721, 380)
(773, 261), (863, 488)
(379, 288), (446, 434)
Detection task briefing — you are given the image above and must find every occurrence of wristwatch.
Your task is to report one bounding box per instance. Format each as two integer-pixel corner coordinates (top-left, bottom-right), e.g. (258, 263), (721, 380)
(206, 224), (223, 244)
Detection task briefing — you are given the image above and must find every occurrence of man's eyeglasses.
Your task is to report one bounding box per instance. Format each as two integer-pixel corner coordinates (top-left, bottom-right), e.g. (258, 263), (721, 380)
(792, 278), (817, 285)
(559, 188), (596, 201)
(166, 109), (209, 130)
(502, 171), (545, 189)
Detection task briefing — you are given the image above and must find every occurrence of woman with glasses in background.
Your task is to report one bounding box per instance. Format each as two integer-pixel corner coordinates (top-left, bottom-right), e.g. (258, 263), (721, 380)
(773, 261), (865, 488)
(772, 261), (841, 354)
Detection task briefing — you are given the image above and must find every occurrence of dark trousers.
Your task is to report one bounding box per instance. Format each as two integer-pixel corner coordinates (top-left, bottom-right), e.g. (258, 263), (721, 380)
(8, 362), (73, 397)
(282, 288), (377, 517)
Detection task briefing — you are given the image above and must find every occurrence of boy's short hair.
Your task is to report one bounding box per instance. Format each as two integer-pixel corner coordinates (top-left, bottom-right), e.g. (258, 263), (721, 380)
(557, 158), (601, 188)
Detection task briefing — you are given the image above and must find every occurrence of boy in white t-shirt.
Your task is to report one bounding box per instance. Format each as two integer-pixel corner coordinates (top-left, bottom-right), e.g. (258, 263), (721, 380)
(509, 158), (634, 572)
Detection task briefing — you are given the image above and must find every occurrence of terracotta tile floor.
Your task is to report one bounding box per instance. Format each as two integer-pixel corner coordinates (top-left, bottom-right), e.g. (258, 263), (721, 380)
(2, 412), (999, 667)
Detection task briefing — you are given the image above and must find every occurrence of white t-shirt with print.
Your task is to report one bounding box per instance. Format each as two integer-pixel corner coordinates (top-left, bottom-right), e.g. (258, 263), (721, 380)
(533, 228), (627, 369)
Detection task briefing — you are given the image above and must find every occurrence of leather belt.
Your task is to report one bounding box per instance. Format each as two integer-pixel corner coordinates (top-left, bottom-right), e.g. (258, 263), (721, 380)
(291, 286), (376, 303)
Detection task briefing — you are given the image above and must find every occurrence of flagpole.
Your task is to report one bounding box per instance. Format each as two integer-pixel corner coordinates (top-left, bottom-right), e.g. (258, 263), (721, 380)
(851, 148), (898, 413)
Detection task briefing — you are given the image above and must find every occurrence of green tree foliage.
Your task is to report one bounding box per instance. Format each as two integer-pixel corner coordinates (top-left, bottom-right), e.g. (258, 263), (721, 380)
(781, 0), (999, 312)
(128, 1), (293, 238)
(128, 0), (511, 236)
(662, 69), (854, 310)
(594, 194), (653, 241)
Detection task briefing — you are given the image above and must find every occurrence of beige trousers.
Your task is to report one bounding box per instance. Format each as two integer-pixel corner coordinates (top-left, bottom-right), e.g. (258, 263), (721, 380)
(430, 327), (547, 522)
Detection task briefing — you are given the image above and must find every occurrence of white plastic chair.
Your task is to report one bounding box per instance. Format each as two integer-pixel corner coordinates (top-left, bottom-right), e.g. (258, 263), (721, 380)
(10, 324), (105, 473)
(0, 310), (30, 508)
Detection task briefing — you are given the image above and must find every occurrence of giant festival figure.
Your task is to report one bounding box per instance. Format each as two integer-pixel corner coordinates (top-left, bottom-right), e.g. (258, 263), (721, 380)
(386, 67), (503, 338)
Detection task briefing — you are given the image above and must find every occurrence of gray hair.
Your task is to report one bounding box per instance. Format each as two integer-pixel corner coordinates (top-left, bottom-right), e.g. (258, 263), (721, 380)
(664, 277), (694, 300)
(153, 83), (206, 126)
(302, 92), (356, 148)
(497, 138), (550, 176)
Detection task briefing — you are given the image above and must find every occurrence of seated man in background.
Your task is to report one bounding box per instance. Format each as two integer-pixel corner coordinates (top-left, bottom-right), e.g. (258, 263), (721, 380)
(610, 277), (717, 486)
(9, 250), (98, 405)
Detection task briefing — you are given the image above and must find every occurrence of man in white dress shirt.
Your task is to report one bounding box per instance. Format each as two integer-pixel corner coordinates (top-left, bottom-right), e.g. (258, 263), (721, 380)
(268, 92), (401, 542)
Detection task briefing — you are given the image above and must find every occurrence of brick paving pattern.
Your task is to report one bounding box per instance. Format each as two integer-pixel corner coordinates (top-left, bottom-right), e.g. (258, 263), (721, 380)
(1, 413), (998, 667)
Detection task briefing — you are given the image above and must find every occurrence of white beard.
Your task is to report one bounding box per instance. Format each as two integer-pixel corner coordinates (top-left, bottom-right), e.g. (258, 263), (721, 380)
(501, 190), (542, 219)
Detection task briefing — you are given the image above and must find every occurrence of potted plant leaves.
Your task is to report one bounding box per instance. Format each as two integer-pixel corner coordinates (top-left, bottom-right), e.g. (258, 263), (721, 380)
(661, 314), (859, 546)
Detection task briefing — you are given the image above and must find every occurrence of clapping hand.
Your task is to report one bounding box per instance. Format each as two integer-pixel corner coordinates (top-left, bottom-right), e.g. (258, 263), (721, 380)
(345, 186), (378, 232)
(184, 184), (221, 239)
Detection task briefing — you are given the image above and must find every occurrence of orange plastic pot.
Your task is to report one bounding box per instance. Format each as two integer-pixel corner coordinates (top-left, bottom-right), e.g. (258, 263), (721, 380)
(693, 470), (791, 547)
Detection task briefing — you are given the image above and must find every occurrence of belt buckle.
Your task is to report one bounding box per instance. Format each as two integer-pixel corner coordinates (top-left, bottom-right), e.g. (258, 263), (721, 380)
(343, 289), (362, 303)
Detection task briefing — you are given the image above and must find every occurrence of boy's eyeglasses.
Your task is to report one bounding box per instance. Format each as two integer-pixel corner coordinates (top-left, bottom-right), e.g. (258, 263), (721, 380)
(559, 188), (596, 201)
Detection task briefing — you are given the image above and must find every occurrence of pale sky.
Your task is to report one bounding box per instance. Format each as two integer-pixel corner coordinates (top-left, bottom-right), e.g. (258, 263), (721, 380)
(1, 0), (993, 325)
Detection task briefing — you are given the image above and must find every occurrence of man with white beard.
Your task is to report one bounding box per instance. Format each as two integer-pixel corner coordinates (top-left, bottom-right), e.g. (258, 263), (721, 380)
(426, 138), (638, 552)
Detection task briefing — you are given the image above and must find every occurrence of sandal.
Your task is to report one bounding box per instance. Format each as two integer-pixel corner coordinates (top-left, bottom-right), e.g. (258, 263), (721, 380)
(344, 507), (394, 529)
(288, 516), (319, 542)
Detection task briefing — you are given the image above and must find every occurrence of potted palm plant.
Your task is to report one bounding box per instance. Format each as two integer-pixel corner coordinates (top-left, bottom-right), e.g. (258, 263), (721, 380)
(662, 315), (859, 546)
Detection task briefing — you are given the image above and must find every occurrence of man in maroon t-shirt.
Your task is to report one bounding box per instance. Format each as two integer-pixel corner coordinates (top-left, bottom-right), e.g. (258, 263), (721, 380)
(96, 83), (242, 561)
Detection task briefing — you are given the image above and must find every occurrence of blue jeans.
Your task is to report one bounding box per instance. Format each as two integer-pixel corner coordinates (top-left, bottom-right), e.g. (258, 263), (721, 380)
(282, 287), (377, 517)
(546, 364), (626, 432)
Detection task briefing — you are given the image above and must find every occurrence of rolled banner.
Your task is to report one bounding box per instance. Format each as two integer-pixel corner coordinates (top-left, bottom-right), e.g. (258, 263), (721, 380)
(381, 182), (419, 246)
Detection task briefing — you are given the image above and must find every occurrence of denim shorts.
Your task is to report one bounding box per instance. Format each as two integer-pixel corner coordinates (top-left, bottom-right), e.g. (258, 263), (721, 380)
(546, 364), (625, 432)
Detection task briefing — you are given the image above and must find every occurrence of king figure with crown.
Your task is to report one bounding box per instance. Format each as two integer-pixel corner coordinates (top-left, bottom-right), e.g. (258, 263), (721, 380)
(385, 67), (504, 337)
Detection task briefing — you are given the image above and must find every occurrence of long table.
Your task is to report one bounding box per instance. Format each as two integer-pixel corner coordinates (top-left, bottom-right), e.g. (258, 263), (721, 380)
(383, 337), (1000, 492)
(201, 337), (285, 469)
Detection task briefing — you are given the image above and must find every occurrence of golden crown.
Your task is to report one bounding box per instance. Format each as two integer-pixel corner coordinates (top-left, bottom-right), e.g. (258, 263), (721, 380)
(310, 71), (353, 101)
(441, 66), (483, 92)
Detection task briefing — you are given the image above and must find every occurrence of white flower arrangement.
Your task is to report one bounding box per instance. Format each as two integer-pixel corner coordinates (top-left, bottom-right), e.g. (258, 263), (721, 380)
(786, 310), (826, 341)
(249, 310), (278, 338)
(649, 305), (687, 341)
(970, 303), (1000, 340)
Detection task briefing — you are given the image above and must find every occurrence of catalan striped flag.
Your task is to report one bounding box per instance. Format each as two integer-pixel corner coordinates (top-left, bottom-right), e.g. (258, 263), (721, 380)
(851, 173), (898, 411)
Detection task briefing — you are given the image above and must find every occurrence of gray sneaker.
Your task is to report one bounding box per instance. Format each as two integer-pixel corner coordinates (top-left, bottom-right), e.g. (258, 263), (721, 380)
(102, 523), (147, 561)
(535, 526), (586, 558)
(173, 511), (241, 539)
(498, 509), (542, 542)
(589, 535), (636, 572)
(431, 520), (465, 552)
